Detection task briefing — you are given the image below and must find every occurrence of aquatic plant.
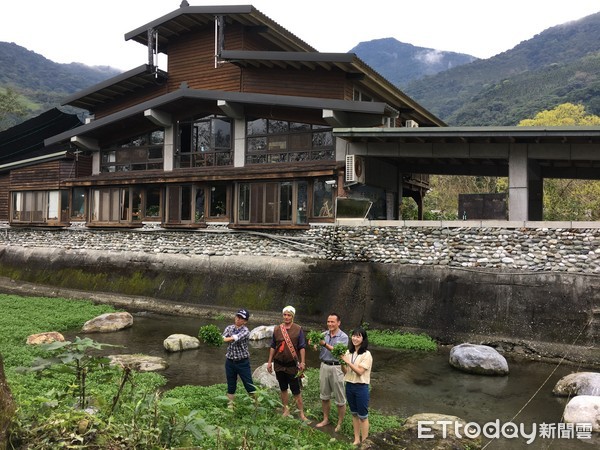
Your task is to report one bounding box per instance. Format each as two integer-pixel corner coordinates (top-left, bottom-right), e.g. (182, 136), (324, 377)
(198, 324), (223, 347)
(306, 330), (324, 350)
(368, 329), (437, 351)
(331, 343), (348, 364)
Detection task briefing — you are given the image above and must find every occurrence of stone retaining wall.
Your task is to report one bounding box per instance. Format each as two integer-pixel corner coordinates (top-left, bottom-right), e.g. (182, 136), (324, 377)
(0, 223), (599, 363)
(0, 224), (599, 273)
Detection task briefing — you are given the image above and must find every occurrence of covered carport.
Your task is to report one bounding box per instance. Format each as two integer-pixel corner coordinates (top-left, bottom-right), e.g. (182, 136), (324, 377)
(335, 126), (600, 221)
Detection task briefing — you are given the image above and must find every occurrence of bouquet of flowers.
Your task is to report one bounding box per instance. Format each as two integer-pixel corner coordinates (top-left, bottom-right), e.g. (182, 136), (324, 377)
(198, 324), (223, 347)
(331, 343), (348, 365)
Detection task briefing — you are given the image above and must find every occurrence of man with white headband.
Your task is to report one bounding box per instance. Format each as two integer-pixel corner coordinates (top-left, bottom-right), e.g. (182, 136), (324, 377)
(267, 305), (308, 421)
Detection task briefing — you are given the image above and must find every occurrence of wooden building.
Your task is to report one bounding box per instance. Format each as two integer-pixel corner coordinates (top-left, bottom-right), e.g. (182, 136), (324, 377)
(3, 4), (444, 229)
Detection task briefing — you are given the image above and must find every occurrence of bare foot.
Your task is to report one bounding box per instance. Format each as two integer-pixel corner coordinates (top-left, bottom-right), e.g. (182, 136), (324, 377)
(282, 407), (291, 417)
(352, 441), (360, 446)
(334, 423), (342, 432)
(300, 414), (310, 423)
(316, 419), (329, 428)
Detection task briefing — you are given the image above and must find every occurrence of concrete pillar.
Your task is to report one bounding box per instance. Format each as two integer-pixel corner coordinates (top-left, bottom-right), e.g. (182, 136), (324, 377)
(528, 160), (543, 221)
(163, 126), (174, 171)
(233, 119), (245, 168)
(508, 144), (529, 221)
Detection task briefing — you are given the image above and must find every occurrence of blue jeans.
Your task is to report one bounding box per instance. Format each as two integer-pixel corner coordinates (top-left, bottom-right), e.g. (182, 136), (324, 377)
(346, 382), (369, 419)
(225, 358), (255, 395)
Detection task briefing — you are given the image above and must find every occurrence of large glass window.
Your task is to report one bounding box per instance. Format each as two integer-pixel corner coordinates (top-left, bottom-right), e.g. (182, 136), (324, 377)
(178, 116), (232, 168)
(100, 131), (164, 172)
(246, 119), (334, 164)
(90, 186), (160, 224)
(11, 190), (68, 224)
(165, 184), (227, 225)
(71, 187), (86, 220)
(313, 178), (335, 217)
(236, 180), (310, 225)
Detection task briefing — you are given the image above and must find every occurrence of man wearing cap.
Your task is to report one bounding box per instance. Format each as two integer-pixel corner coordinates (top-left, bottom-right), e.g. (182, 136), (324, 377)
(315, 312), (348, 431)
(222, 308), (255, 405)
(267, 305), (308, 421)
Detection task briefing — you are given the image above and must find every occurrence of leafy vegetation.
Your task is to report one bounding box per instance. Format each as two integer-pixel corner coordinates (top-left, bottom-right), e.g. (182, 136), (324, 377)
(330, 343), (348, 364)
(198, 324), (224, 347)
(0, 294), (408, 448)
(306, 330), (324, 350)
(368, 330), (438, 351)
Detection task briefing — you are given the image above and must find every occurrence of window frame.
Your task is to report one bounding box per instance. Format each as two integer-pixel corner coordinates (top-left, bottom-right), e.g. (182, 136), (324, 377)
(100, 130), (164, 173)
(245, 119), (334, 165)
(177, 115), (233, 168)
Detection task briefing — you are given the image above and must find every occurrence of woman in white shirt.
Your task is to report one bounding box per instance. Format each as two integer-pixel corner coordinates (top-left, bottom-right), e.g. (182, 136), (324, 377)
(341, 327), (373, 445)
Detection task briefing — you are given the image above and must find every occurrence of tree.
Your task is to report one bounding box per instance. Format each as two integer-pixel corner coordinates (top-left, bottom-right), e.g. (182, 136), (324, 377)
(0, 87), (27, 131)
(519, 103), (600, 220)
(518, 102), (600, 126)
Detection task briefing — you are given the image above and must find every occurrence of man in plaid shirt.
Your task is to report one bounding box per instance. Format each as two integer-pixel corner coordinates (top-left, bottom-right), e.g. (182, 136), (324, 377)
(222, 308), (255, 405)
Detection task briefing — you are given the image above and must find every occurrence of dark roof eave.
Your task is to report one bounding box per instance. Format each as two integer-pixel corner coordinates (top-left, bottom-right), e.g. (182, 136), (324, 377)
(333, 126), (600, 142)
(220, 50), (356, 64)
(62, 65), (168, 109)
(45, 89), (394, 145)
(124, 5), (255, 42)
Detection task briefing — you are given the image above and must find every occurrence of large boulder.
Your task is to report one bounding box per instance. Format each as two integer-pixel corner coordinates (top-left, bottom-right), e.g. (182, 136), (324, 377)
(249, 325), (275, 341)
(360, 413), (481, 449)
(553, 372), (600, 397)
(563, 395), (600, 432)
(253, 362), (308, 390)
(82, 312), (133, 333)
(26, 331), (65, 345)
(108, 354), (168, 372)
(163, 334), (200, 352)
(0, 356), (15, 450)
(449, 343), (509, 376)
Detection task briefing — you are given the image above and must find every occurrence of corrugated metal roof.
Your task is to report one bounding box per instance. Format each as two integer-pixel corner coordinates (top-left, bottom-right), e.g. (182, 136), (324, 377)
(62, 65), (168, 111)
(0, 108), (82, 165)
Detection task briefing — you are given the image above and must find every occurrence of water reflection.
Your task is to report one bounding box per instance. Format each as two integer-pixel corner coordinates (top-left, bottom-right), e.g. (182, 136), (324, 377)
(69, 312), (594, 449)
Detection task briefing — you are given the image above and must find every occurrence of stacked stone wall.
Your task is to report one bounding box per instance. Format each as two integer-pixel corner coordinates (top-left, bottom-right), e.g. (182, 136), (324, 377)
(0, 225), (598, 273)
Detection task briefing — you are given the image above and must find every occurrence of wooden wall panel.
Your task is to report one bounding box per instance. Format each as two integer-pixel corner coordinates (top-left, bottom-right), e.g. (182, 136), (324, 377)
(167, 29), (242, 92)
(94, 84), (169, 119)
(10, 161), (63, 190)
(241, 67), (345, 99)
(0, 174), (9, 221)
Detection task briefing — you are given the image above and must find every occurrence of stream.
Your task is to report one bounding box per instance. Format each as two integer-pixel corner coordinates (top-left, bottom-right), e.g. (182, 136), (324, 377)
(69, 311), (597, 449)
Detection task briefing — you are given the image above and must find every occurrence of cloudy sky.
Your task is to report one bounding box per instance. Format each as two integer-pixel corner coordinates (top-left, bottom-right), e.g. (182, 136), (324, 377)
(1, 0), (599, 71)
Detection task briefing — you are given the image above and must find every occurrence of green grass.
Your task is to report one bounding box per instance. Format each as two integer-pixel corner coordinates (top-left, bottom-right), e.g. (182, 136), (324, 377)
(368, 329), (437, 351)
(0, 294), (405, 448)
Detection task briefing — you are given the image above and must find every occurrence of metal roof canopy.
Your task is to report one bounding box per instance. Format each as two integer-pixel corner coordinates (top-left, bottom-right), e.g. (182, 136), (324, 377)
(46, 87), (396, 146)
(335, 126), (600, 179)
(124, 5), (315, 53)
(62, 65), (168, 111)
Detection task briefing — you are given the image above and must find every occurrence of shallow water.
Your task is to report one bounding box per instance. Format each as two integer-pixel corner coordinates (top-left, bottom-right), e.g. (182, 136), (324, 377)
(70, 311), (597, 449)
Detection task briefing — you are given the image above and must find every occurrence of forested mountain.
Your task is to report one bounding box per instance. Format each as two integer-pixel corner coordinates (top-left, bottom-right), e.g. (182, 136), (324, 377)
(397, 12), (600, 125)
(0, 42), (121, 125)
(2, 9), (600, 129)
(349, 38), (477, 88)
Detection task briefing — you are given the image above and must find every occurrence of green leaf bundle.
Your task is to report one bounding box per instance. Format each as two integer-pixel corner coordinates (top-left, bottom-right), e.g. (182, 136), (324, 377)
(306, 330), (324, 350)
(198, 324), (223, 347)
(331, 343), (348, 364)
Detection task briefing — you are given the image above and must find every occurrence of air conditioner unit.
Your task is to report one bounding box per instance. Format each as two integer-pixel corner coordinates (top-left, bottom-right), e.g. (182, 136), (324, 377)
(405, 120), (419, 128)
(345, 154), (365, 184)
